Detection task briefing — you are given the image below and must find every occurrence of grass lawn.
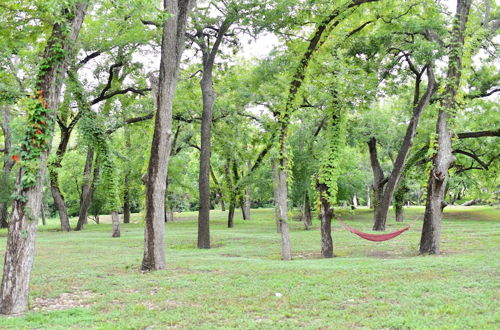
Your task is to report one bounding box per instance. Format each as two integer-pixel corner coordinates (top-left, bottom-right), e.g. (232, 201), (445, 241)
(0, 206), (498, 329)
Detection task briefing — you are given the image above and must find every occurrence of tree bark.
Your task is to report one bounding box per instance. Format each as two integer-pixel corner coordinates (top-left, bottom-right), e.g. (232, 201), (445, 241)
(373, 66), (436, 231)
(142, 0), (194, 271)
(301, 192), (312, 230)
(227, 201), (235, 228)
(49, 125), (72, 231)
(272, 161), (281, 233)
(0, 3), (87, 315)
(196, 18), (231, 249)
(0, 106), (14, 229)
(275, 135), (292, 260)
(420, 0), (471, 255)
(76, 148), (99, 231)
(111, 211), (120, 238)
(318, 183), (334, 258)
(122, 125), (132, 224)
(368, 137), (386, 229)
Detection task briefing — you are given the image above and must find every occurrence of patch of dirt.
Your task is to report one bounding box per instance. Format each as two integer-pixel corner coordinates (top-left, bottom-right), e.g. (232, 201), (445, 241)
(32, 290), (95, 311)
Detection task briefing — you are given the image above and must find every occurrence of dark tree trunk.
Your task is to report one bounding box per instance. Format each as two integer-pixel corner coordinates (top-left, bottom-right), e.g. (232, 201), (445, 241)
(123, 126), (131, 224)
(41, 204), (46, 226)
(0, 106), (14, 229)
(197, 69), (214, 248)
(368, 137), (386, 230)
(420, 0), (471, 255)
(49, 126), (72, 231)
(301, 192), (312, 230)
(0, 3), (87, 315)
(395, 204), (404, 222)
(111, 211), (120, 238)
(209, 165), (225, 211)
(318, 183), (334, 258)
(142, 0), (194, 271)
(197, 19), (231, 249)
(373, 67), (436, 230)
(0, 204), (9, 229)
(227, 201), (235, 228)
(76, 148), (99, 231)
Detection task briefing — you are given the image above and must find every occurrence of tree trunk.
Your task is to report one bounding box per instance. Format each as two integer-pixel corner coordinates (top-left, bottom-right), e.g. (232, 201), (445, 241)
(366, 185), (371, 208)
(197, 71), (214, 249)
(227, 201), (235, 228)
(420, 0), (471, 255)
(241, 160), (251, 220)
(318, 183), (334, 258)
(301, 192), (312, 230)
(368, 137), (386, 230)
(111, 211), (120, 238)
(352, 194), (358, 210)
(0, 106), (14, 229)
(142, 0), (194, 271)
(0, 204), (9, 229)
(197, 19), (231, 249)
(395, 204), (404, 222)
(76, 148), (98, 231)
(0, 3), (87, 315)
(41, 204), (46, 226)
(275, 134), (292, 260)
(49, 125), (72, 232)
(272, 161), (281, 233)
(373, 67), (436, 230)
(220, 199), (226, 212)
(123, 126), (131, 224)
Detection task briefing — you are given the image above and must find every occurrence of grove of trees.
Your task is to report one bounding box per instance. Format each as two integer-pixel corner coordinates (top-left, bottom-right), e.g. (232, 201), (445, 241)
(0, 0), (498, 315)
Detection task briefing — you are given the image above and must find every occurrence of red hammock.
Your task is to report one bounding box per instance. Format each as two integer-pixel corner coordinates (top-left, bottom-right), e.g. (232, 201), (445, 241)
(337, 220), (410, 242)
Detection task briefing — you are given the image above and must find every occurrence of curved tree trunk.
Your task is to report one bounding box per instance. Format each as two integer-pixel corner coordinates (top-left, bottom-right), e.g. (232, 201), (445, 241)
(420, 0), (471, 255)
(76, 148), (98, 231)
(142, 0), (194, 271)
(0, 3), (87, 315)
(49, 125), (72, 231)
(373, 67), (436, 231)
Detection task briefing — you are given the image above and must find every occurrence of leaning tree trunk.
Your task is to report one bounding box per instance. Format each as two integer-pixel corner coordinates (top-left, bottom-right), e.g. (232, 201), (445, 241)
(142, 0), (194, 271)
(111, 211), (120, 237)
(373, 66), (436, 230)
(272, 161), (281, 233)
(0, 3), (87, 315)
(318, 183), (334, 258)
(76, 148), (99, 231)
(420, 0), (471, 255)
(274, 131), (292, 260)
(49, 125), (72, 231)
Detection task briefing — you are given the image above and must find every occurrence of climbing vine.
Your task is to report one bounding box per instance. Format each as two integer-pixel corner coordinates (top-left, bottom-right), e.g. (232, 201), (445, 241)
(316, 104), (347, 205)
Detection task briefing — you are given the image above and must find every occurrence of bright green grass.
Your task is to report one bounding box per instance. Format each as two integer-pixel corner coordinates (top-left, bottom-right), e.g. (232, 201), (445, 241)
(0, 206), (498, 329)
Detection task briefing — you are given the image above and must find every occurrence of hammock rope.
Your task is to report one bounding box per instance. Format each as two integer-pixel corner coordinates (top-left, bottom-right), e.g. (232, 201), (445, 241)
(336, 217), (418, 242)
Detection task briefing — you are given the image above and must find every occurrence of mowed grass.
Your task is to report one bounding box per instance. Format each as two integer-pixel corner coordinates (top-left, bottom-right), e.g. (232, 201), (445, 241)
(0, 206), (498, 329)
